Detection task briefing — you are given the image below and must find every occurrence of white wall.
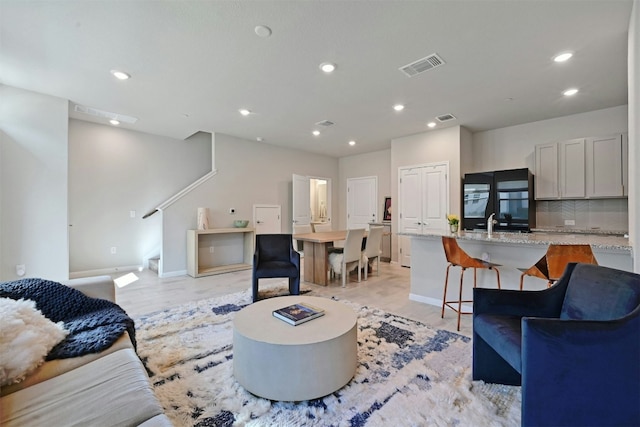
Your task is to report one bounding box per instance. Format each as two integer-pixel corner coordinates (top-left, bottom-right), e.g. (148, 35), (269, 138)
(67, 120), (211, 274)
(337, 149), (391, 230)
(0, 85), (69, 281)
(629, 0), (639, 271)
(160, 133), (339, 276)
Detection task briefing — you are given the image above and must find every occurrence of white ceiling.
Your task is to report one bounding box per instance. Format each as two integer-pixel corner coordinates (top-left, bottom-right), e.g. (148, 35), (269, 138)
(0, 0), (633, 158)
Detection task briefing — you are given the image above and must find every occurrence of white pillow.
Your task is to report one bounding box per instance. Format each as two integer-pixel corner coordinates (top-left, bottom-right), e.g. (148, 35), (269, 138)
(0, 298), (68, 386)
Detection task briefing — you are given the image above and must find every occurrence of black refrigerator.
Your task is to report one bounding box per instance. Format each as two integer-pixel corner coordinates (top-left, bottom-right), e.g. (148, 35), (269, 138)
(462, 168), (535, 232)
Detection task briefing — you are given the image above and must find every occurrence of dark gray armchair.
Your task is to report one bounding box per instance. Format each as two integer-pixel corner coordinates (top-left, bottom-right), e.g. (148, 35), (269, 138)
(473, 263), (640, 427)
(252, 234), (300, 302)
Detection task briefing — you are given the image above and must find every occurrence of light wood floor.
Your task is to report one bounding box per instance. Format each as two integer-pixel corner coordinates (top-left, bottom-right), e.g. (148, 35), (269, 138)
(115, 259), (473, 336)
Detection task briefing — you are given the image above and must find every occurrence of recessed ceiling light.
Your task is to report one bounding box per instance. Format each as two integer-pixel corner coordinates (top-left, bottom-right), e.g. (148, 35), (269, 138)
(348, 140), (356, 146)
(312, 130), (320, 136)
(554, 52), (573, 62)
(239, 109), (251, 116)
(427, 122), (436, 128)
(319, 62), (336, 73)
(393, 104), (405, 112)
(254, 25), (272, 38)
(110, 70), (130, 80)
(109, 119), (120, 126)
(563, 88), (579, 96)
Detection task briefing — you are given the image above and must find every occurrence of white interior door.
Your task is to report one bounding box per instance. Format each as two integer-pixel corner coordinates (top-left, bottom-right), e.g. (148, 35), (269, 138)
(399, 168), (422, 233)
(253, 205), (281, 234)
(292, 174), (311, 228)
(399, 163), (449, 234)
(347, 176), (377, 229)
(421, 164), (448, 232)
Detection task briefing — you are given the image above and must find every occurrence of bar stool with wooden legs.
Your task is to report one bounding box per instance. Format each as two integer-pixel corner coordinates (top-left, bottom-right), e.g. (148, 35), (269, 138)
(519, 244), (597, 290)
(441, 236), (501, 331)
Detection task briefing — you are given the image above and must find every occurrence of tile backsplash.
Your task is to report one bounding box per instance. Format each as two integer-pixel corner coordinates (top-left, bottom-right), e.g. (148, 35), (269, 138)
(536, 199), (628, 232)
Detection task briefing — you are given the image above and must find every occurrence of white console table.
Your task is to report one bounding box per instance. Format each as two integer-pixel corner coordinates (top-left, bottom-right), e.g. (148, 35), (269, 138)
(187, 228), (255, 277)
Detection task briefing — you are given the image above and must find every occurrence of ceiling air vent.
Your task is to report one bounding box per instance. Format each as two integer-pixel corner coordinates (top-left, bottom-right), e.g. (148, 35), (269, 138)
(399, 53), (445, 77)
(315, 120), (334, 127)
(74, 104), (138, 123)
(436, 113), (456, 122)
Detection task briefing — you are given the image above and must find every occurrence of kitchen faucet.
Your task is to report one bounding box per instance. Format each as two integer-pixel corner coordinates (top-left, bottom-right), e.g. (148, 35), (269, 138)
(487, 213), (497, 236)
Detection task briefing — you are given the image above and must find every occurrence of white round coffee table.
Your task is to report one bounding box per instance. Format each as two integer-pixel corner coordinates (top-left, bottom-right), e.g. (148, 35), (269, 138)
(233, 295), (357, 401)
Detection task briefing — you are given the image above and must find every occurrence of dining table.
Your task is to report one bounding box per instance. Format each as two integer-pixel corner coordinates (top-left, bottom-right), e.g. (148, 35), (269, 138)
(293, 230), (352, 286)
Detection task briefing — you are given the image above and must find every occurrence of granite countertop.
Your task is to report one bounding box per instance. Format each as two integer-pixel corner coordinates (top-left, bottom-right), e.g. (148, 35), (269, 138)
(531, 227), (628, 236)
(400, 230), (631, 251)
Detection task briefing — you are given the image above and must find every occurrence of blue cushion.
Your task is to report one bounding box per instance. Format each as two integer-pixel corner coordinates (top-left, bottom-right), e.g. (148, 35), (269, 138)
(254, 261), (298, 279)
(474, 314), (523, 374)
(560, 264), (640, 321)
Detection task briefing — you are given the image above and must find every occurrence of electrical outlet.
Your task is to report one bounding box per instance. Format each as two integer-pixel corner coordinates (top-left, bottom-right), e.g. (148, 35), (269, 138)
(16, 264), (26, 276)
(564, 219), (576, 226)
(209, 246), (214, 253)
(110, 247), (117, 254)
(130, 210), (136, 218)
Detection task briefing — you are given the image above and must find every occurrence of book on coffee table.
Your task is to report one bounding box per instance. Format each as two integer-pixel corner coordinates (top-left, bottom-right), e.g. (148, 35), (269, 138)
(273, 303), (325, 326)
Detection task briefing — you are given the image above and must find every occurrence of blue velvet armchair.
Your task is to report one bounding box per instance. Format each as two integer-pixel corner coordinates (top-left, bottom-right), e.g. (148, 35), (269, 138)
(473, 263), (640, 427)
(252, 234), (300, 302)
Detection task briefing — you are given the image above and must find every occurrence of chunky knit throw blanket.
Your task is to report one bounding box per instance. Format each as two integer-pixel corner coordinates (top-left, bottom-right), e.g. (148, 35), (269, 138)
(0, 278), (135, 360)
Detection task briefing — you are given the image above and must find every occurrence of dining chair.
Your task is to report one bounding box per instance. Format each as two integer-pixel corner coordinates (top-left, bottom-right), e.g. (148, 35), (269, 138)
(362, 226), (384, 280)
(328, 229), (365, 287)
(313, 222), (345, 252)
(519, 244), (598, 290)
(312, 223), (332, 232)
(441, 236), (501, 331)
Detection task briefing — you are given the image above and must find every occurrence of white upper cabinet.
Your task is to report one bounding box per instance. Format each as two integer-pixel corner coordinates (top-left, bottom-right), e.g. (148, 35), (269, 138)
(585, 134), (625, 198)
(558, 138), (586, 199)
(535, 143), (559, 199)
(535, 134), (626, 200)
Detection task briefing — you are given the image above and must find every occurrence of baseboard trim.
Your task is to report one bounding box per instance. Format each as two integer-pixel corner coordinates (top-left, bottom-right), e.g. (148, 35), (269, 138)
(159, 269), (188, 278)
(70, 265), (142, 279)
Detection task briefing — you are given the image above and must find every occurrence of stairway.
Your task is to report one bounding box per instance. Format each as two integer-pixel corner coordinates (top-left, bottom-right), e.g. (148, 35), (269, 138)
(148, 257), (160, 274)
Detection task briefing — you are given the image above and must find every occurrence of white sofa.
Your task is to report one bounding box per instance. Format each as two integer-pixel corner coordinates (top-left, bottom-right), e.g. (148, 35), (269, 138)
(0, 276), (171, 426)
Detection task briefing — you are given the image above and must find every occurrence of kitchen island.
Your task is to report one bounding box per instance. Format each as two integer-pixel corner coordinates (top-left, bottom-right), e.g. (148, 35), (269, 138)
(402, 230), (632, 309)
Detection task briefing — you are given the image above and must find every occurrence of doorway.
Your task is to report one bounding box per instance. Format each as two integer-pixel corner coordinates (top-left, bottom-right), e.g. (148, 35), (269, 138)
(292, 174), (331, 229)
(347, 176), (378, 229)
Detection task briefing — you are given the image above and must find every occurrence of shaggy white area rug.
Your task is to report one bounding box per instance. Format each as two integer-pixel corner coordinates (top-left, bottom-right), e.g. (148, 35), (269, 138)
(134, 285), (521, 427)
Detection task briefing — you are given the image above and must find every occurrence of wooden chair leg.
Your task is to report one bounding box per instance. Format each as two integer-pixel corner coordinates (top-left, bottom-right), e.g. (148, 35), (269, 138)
(457, 268), (465, 331)
(494, 267), (501, 289)
(442, 264), (452, 318)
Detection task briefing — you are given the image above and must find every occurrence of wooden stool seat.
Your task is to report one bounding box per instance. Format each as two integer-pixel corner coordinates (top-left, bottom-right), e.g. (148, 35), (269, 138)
(441, 236), (501, 331)
(519, 244), (597, 290)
